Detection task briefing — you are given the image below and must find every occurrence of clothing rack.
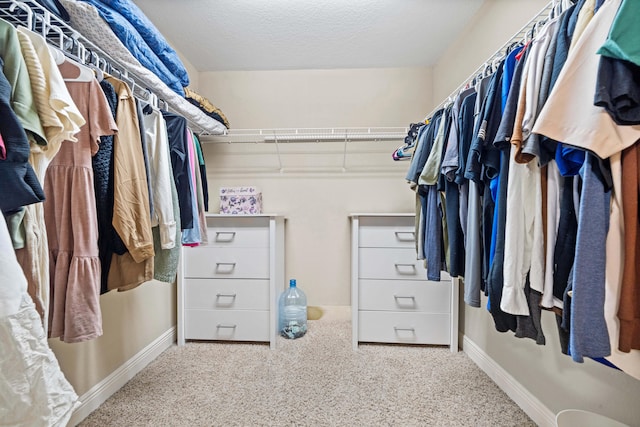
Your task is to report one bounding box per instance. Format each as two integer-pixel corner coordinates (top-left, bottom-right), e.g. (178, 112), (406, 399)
(202, 127), (408, 143)
(424, 0), (557, 121)
(0, 0), (211, 134)
(202, 127), (408, 173)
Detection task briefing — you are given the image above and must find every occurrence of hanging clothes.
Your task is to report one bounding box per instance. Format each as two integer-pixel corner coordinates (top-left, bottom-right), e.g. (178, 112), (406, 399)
(104, 74), (154, 292)
(0, 216), (79, 427)
(191, 131), (208, 245)
(163, 111), (194, 231)
(569, 153), (611, 362)
(0, 19), (46, 146)
(0, 58), (45, 214)
(92, 78), (119, 294)
(533, 0), (640, 160)
(12, 27), (85, 330)
(141, 105), (181, 283)
(597, 0), (640, 67)
(45, 59), (117, 343)
(0, 21), (47, 216)
(181, 128), (203, 246)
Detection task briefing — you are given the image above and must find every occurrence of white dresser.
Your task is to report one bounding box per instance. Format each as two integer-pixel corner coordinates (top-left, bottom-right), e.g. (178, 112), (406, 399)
(177, 214), (285, 349)
(350, 214), (458, 352)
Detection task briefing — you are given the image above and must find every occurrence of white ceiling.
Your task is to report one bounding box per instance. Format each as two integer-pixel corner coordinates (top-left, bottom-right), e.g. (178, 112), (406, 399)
(132, 0), (486, 72)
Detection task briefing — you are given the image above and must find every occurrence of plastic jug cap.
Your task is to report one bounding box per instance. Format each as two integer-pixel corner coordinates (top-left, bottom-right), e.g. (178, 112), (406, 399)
(289, 279), (297, 287)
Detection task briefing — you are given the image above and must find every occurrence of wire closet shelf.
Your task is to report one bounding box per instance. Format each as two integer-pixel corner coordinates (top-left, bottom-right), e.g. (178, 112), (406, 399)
(202, 127), (409, 144)
(0, 0), (216, 135)
(204, 127), (411, 174)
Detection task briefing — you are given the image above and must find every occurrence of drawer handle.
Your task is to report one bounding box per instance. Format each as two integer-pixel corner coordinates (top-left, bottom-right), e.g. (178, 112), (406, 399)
(215, 262), (237, 272)
(395, 231), (416, 242)
(394, 295), (416, 308)
(216, 293), (237, 299)
(394, 327), (416, 333)
(394, 263), (416, 274)
(216, 324), (237, 329)
(215, 231), (236, 242)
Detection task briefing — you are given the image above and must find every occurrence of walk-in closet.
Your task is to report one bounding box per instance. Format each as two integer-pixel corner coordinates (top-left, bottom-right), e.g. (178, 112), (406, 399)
(1, 1), (639, 426)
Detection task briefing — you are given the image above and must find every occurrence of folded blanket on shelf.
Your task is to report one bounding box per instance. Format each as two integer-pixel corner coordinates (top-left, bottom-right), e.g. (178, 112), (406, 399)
(67, 0), (185, 96)
(60, 0), (227, 134)
(185, 87), (230, 129)
(86, 0), (189, 88)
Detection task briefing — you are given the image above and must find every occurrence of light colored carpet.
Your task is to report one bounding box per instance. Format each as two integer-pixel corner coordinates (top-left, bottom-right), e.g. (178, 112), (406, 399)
(80, 309), (534, 426)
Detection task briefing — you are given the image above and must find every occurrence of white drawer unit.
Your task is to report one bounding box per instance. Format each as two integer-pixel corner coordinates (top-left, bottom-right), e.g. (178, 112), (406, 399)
(350, 214), (459, 352)
(177, 215), (285, 348)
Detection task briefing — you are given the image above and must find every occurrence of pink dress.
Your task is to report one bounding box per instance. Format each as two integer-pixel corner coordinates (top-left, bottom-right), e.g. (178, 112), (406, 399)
(44, 62), (117, 343)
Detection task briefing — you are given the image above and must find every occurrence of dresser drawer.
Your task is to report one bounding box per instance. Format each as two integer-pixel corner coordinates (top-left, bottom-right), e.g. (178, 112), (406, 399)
(204, 217), (269, 248)
(358, 311), (450, 345)
(184, 279), (270, 310)
(359, 279), (451, 313)
(183, 247), (269, 279)
(185, 309), (269, 342)
(358, 217), (416, 248)
(359, 248), (425, 280)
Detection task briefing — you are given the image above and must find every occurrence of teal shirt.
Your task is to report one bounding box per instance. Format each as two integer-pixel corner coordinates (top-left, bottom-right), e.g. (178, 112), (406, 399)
(598, 0), (640, 66)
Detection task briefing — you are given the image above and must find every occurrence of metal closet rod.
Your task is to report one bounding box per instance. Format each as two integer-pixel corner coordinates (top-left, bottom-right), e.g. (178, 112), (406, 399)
(202, 127), (409, 143)
(424, 0), (556, 121)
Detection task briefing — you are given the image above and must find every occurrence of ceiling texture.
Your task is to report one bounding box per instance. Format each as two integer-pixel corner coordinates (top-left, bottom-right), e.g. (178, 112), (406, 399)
(132, 0), (486, 72)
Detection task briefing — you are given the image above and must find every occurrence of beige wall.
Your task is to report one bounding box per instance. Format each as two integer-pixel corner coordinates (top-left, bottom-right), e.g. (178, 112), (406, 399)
(49, 280), (176, 396)
(463, 296), (640, 425)
(202, 142), (415, 306)
(432, 0), (550, 105)
(177, 50), (199, 90)
(198, 67), (432, 305)
(199, 67), (432, 129)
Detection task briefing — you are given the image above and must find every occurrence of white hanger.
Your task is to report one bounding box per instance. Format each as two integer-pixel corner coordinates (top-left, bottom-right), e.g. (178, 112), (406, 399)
(48, 46), (65, 65)
(9, 1), (33, 29)
(60, 57), (97, 82)
(149, 93), (159, 109)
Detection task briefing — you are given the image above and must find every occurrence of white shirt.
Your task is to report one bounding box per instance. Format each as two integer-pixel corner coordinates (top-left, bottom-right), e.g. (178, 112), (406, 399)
(142, 107), (177, 249)
(532, 0), (640, 160)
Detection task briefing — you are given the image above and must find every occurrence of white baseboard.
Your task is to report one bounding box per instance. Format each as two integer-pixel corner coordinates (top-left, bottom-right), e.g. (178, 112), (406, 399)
(462, 335), (556, 427)
(68, 327), (176, 426)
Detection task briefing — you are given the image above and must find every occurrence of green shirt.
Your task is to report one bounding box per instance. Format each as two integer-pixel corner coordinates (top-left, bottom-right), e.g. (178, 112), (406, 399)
(0, 19), (46, 145)
(598, 0), (640, 66)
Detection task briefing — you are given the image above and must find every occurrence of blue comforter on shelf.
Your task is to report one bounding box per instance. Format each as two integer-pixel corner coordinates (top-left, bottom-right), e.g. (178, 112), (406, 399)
(79, 0), (189, 96)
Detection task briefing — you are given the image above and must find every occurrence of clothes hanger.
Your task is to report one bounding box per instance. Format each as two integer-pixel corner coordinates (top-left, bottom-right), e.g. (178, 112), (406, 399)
(482, 62), (493, 78)
(85, 51), (104, 82)
(391, 122), (421, 161)
(49, 45), (65, 65)
(56, 44), (96, 82)
(9, 1), (34, 30)
(60, 57), (97, 82)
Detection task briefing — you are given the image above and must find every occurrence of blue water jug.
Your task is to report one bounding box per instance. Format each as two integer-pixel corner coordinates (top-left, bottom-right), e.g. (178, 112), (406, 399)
(278, 279), (307, 339)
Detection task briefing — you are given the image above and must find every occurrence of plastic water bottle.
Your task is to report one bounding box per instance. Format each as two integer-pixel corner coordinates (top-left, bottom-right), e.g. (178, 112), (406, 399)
(278, 279), (307, 339)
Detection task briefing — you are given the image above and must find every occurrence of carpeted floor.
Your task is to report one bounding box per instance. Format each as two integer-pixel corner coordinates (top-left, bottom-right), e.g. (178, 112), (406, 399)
(80, 309), (534, 426)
